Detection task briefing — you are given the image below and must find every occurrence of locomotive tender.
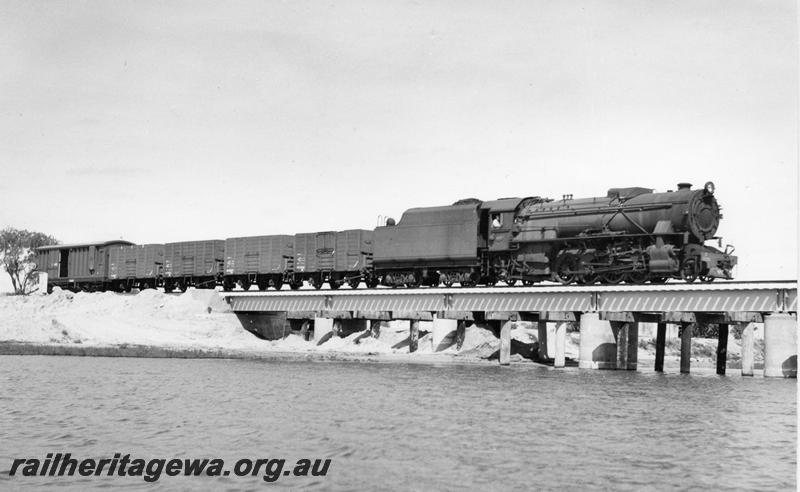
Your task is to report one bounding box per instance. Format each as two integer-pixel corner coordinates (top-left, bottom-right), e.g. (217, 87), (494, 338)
(35, 181), (736, 292)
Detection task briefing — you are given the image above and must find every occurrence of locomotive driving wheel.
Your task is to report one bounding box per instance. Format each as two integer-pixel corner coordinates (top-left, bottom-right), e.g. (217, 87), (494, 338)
(624, 270), (648, 285)
(599, 271), (624, 285)
(554, 252), (581, 285)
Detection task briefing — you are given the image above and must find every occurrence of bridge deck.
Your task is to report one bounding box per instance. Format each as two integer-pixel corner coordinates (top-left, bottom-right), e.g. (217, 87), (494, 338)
(225, 281), (797, 315)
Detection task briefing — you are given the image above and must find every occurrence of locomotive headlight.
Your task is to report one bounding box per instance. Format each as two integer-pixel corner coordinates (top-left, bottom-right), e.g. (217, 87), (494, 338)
(704, 181), (715, 194)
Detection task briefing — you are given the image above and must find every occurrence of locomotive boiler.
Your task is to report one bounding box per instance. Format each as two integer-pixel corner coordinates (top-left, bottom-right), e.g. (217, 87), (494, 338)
(495, 181), (736, 284)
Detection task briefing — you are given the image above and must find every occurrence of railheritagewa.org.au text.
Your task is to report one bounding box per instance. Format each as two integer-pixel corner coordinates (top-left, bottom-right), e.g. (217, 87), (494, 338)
(9, 453), (331, 483)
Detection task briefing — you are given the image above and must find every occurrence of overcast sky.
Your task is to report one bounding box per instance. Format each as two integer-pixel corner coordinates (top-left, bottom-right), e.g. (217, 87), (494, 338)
(0, 0), (797, 287)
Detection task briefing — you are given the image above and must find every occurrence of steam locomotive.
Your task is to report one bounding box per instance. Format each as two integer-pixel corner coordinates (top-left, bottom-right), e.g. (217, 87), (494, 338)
(35, 181), (737, 292)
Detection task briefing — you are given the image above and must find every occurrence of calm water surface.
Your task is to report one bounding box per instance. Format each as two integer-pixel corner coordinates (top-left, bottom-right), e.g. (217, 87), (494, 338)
(0, 356), (795, 490)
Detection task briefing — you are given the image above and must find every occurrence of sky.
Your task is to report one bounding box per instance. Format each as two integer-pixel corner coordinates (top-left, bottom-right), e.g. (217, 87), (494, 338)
(0, 0), (797, 289)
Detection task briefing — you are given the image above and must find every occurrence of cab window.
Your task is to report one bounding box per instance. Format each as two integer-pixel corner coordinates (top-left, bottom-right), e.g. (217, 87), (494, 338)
(491, 213), (503, 228)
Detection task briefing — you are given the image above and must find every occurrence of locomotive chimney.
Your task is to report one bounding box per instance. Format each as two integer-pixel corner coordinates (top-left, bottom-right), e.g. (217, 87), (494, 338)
(677, 182), (692, 191)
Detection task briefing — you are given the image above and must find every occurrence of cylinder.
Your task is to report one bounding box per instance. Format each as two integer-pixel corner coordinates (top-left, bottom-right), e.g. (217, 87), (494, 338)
(763, 313), (797, 378)
(579, 313), (617, 369)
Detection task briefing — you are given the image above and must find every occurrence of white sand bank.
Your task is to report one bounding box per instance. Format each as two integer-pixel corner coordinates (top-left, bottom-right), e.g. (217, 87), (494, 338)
(0, 288), (756, 366)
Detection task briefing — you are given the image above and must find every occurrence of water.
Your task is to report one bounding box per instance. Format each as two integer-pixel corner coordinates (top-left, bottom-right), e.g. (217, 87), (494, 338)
(1, 356), (795, 490)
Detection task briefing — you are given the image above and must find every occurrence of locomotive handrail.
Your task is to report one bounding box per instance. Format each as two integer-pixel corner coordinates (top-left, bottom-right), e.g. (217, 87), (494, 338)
(518, 202), (673, 220)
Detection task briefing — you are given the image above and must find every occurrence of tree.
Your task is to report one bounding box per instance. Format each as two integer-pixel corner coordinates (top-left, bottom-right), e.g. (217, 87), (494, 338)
(0, 227), (58, 295)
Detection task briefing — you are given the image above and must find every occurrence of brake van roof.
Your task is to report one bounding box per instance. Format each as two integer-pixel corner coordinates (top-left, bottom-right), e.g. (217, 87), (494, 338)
(36, 240), (134, 251)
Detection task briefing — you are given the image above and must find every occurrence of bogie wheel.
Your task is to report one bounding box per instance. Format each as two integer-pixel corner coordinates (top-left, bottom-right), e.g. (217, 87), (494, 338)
(441, 274), (454, 288)
(681, 259), (698, 283)
(505, 279), (517, 287)
(699, 275), (715, 283)
(577, 274), (597, 286)
(222, 280), (234, 292)
(329, 280), (341, 290)
(256, 281), (269, 291)
(289, 282), (302, 291)
(348, 278), (360, 289)
(522, 279), (535, 286)
(240, 279), (251, 291)
(177, 281), (188, 293)
(273, 279), (284, 291)
(311, 276), (323, 290)
(366, 278), (379, 289)
(649, 276), (668, 284)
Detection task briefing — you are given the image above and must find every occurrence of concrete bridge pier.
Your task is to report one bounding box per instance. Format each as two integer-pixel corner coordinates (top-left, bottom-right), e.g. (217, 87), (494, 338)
(578, 313), (617, 369)
(741, 322), (755, 376)
(432, 317), (457, 352)
(764, 313), (797, 378)
(554, 321), (568, 368)
(499, 320), (513, 366)
(313, 317), (334, 345)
